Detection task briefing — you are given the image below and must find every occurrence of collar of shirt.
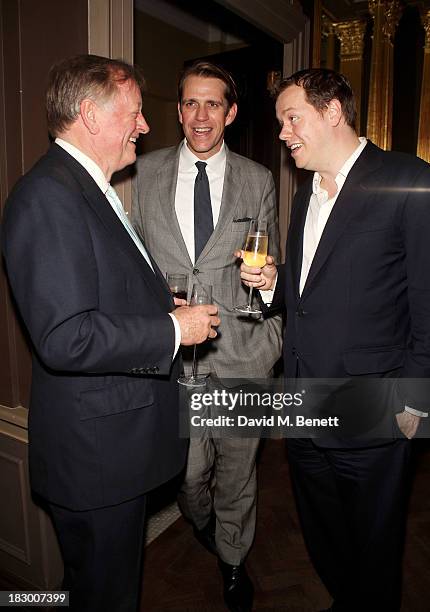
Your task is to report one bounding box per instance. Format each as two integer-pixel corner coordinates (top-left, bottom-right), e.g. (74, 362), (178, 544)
(55, 137), (109, 195)
(312, 136), (367, 200)
(179, 138), (226, 177)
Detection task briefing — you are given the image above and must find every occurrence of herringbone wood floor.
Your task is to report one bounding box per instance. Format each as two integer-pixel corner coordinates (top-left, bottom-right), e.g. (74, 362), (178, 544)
(140, 439), (430, 612)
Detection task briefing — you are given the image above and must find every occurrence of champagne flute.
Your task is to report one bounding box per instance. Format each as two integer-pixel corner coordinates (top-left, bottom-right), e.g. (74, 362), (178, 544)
(178, 283), (213, 387)
(234, 219), (268, 315)
(166, 273), (188, 301)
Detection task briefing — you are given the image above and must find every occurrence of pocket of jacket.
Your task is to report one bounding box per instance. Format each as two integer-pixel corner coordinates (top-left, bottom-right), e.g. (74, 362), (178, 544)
(78, 379), (154, 420)
(232, 218), (253, 229)
(342, 346), (405, 375)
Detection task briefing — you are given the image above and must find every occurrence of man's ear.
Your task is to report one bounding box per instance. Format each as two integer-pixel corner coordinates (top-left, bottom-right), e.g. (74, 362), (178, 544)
(225, 103), (237, 127)
(326, 98), (342, 126)
(80, 99), (100, 135)
(177, 102), (183, 125)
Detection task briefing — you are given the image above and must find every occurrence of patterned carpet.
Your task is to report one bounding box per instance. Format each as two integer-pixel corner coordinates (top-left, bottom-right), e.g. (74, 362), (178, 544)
(145, 502), (181, 546)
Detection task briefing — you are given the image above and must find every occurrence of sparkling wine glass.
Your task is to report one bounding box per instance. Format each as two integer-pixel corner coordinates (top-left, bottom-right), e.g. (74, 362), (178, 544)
(234, 219), (268, 315)
(166, 273), (188, 301)
(178, 283), (213, 387)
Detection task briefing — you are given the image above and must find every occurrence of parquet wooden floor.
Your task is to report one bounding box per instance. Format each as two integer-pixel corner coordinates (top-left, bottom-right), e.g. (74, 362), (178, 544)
(140, 439), (430, 612)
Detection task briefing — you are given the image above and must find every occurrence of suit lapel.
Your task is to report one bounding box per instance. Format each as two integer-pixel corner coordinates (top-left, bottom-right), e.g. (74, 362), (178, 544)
(300, 141), (383, 301)
(288, 182), (311, 300)
(196, 146), (244, 262)
(156, 146), (193, 267)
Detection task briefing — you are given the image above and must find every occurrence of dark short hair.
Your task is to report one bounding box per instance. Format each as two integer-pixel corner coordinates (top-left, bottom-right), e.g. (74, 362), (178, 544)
(177, 60), (238, 110)
(46, 54), (146, 137)
(275, 68), (357, 130)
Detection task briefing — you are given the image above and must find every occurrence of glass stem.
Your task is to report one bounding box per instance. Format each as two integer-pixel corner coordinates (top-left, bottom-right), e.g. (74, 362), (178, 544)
(191, 345), (198, 378)
(247, 285), (254, 308)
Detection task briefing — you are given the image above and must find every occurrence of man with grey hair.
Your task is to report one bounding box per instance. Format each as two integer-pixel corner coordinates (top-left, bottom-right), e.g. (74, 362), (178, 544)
(2, 54), (219, 612)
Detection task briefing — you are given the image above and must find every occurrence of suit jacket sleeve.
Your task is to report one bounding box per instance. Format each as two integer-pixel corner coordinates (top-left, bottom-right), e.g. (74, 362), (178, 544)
(259, 172), (284, 317)
(2, 176), (175, 374)
(262, 171), (280, 264)
(265, 263), (286, 314)
(398, 163), (430, 410)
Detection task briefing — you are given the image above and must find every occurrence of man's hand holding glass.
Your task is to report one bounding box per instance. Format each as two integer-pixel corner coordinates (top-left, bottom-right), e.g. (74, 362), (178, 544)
(234, 250), (278, 294)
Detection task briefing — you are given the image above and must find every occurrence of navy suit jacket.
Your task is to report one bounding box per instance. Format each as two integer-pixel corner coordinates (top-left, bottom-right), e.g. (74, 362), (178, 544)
(2, 144), (187, 510)
(271, 141), (430, 443)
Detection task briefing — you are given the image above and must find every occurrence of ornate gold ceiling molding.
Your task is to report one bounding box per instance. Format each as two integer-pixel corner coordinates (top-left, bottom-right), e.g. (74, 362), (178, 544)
(421, 8), (430, 53)
(333, 19), (366, 60)
(368, 0), (402, 41)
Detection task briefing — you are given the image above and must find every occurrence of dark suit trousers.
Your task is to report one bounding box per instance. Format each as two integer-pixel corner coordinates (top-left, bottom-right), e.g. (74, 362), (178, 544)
(49, 495), (146, 612)
(287, 438), (411, 611)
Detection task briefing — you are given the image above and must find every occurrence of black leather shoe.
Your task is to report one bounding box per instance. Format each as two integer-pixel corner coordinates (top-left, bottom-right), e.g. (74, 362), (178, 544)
(218, 560), (254, 612)
(193, 513), (217, 555)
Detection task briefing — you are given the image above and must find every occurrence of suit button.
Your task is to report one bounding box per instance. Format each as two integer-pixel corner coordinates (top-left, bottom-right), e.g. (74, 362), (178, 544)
(130, 368), (138, 374)
(193, 268), (200, 275)
(296, 308), (306, 317)
(152, 366), (159, 374)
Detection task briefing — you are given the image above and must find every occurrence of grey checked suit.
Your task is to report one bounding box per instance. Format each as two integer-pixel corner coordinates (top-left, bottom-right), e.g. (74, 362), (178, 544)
(132, 143), (282, 563)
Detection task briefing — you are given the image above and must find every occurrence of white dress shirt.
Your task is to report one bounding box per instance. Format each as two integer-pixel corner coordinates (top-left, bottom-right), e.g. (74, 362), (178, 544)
(299, 137), (367, 295)
(55, 138), (181, 359)
(175, 139), (226, 264)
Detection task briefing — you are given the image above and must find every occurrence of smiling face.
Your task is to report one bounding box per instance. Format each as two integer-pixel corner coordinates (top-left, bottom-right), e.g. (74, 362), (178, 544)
(275, 84), (333, 173)
(95, 79), (149, 179)
(178, 75), (237, 160)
